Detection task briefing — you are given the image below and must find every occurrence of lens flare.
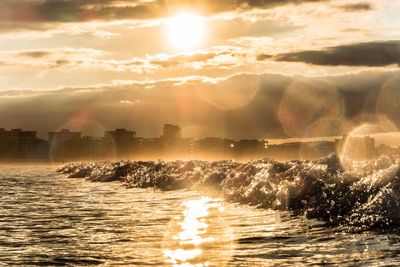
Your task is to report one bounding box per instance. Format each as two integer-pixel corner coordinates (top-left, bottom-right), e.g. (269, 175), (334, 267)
(339, 117), (398, 170)
(195, 75), (260, 110)
(376, 75), (400, 125)
(278, 78), (344, 138)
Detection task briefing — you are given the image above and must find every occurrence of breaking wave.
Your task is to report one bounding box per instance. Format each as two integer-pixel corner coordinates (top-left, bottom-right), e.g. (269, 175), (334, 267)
(57, 154), (400, 229)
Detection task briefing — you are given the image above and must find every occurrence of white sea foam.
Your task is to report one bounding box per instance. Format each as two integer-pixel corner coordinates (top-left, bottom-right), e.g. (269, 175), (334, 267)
(58, 154), (400, 229)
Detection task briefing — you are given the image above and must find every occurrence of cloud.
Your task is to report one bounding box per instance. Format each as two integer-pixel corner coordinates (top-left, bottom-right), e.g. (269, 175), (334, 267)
(0, 70), (399, 139)
(18, 51), (51, 58)
(259, 40), (400, 67)
(0, 47), (248, 73)
(256, 54), (273, 61)
(146, 47), (247, 69)
(0, 48), (105, 68)
(0, 0), (326, 24)
(337, 2), (372, 12)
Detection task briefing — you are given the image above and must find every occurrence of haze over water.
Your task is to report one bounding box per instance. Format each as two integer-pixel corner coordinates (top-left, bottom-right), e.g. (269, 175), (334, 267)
(2, 165), (400, 266)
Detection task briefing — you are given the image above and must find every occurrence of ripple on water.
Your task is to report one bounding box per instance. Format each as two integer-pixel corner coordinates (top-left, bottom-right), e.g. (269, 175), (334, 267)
(1, 166), (400, 266)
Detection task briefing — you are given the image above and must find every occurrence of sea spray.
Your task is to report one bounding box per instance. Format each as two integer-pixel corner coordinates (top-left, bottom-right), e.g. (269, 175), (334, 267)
(57, 154), (400, 229)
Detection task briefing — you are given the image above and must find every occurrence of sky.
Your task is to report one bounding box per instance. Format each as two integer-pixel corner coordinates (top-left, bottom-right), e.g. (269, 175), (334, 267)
(0, 0), (399, 139)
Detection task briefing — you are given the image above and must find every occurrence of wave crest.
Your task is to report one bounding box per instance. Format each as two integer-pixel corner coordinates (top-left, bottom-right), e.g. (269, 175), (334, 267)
(57, 154), (400, 229)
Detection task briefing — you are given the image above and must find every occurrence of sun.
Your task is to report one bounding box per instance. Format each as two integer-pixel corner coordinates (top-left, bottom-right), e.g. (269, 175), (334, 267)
(166, 13), (205, 51)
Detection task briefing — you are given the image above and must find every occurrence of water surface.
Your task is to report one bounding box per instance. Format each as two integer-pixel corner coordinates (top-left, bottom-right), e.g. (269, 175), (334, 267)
(1, 166), (400, 266)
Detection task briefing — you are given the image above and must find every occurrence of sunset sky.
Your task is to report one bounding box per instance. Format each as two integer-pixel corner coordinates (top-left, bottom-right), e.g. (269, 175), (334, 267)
(0, 0), (399, 139)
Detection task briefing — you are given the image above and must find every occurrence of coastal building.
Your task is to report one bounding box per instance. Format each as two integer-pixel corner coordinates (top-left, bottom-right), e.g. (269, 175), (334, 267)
(0, 125), (394, 162)
(300, 141), (336, 160)
(232, 139), (268, 159)
(192, 137), (234, 159)
(0, 128), (48, 160)
(105, 129), (139, 158)
(48, 129), (82, 161)
(342, 136), (378, 160)
(80, 136), (110, 160)
(160, 124), (191, 159)
(162, 124), (182, 140)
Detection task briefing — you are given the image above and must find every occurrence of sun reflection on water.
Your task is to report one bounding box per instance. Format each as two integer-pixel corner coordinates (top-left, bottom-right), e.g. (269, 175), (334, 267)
(163, 197), (234, 266)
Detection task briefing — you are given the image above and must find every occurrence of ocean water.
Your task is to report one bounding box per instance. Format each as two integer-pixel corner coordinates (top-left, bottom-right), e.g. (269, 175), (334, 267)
(1, 164), (400, 266)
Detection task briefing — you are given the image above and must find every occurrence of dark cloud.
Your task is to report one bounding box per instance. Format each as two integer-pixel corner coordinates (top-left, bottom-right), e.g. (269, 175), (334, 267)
(1, 70), (399, 139)
(338, 2), (372, 12)
(53, 59), (71, 67)
(0, 0), (150, 23)
(241, 0), (323, 7)
(0, 0), (326, 23)
(19, 51), (51, 58)
(0, 49), (102, 70)
(260, 40), (400, 67)
(256, 54), (273, 61)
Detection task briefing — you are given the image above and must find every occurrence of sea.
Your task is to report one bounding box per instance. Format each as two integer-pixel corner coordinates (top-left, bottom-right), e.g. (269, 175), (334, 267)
(1, 163), (400, 266)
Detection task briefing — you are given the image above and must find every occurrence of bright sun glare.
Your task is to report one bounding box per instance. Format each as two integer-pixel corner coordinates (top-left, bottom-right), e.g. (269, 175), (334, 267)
(166, 13), (205, 51)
